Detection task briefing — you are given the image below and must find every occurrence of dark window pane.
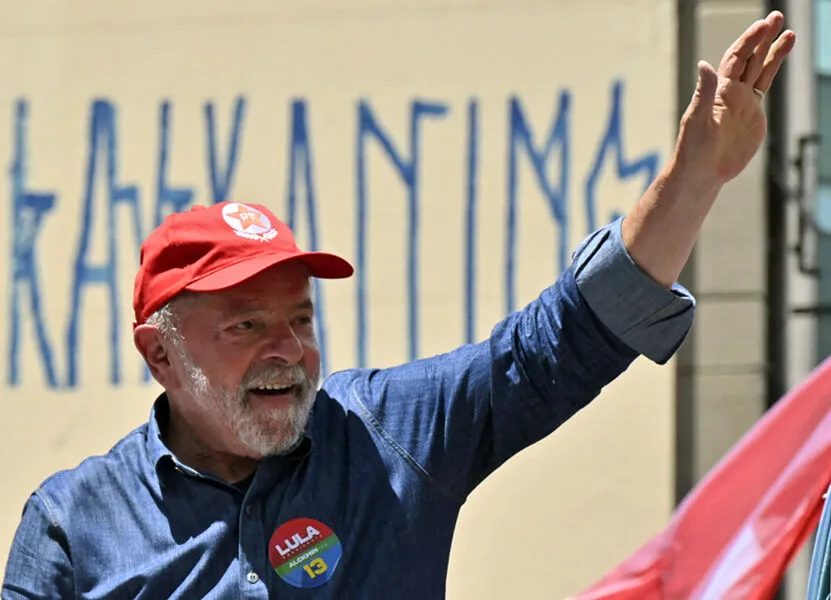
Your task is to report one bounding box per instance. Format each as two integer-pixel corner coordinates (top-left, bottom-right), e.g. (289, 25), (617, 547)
(816, 75), (831, 180)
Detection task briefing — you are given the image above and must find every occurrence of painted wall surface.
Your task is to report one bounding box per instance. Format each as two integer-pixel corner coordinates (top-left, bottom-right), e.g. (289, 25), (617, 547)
(0, 1), (678, 597)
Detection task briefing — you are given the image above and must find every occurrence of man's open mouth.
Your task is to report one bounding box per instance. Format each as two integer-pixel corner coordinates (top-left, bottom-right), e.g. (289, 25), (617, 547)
(248, 384), (300, 397)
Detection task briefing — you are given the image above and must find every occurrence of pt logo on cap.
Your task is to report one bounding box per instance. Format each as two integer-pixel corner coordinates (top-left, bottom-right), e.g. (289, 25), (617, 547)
(221, 202), (277, 242)
(269, 518), (343, 588)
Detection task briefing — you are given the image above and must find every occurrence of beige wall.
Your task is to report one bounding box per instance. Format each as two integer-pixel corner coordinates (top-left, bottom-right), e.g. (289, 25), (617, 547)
(0, 1), (678, 597)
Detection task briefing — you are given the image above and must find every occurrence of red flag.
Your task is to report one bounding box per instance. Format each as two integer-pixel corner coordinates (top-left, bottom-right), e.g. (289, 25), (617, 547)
(570, 356), (831, 600)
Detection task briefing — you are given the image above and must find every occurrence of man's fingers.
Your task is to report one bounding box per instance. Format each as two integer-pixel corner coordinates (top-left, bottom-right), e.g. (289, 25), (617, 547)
(741, 13), (784, 83)
(754, 30), (796, 93)
(682, 61), (718, 125)
(718, 13), (778, 79)
(693, 60), (719, 111)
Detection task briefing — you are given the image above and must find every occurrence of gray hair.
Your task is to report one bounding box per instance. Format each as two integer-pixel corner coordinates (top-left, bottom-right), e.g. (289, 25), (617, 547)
(144, 293), (197, 349)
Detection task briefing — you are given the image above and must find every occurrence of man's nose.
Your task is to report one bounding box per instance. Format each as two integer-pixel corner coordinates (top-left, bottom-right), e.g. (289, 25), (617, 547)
(260, 322), (304, 365)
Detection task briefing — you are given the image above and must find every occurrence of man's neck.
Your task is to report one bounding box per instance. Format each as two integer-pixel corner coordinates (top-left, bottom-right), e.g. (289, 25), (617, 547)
(161, 403), (260, 484)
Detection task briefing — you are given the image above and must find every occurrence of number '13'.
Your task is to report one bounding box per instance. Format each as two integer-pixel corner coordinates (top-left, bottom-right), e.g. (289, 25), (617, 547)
(303, 558), (328, 579)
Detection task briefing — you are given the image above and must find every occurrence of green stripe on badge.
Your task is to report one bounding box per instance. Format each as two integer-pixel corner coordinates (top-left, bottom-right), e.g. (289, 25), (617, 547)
(275, 535), (340, 577)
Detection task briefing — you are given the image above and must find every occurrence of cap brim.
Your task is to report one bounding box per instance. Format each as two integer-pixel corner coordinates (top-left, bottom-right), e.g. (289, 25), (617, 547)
(185, 251), (354, 292)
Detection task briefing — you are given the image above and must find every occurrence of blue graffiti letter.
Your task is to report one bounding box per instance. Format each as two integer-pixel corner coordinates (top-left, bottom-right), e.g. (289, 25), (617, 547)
(154, 101), (194, 226)
(464, 99), (479, 344)
(205, 97), (246, 203)
(286, 99), (331, 376)
(67, 100), (142, 387)
(356, 99), (448, 366)
(584, 80), (660, 231)
(7, 100), (59, 387)
(506, 92), (571, 314)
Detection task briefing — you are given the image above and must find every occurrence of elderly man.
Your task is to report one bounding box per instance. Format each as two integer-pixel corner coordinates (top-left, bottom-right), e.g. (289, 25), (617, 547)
(3, 12), (794, 600)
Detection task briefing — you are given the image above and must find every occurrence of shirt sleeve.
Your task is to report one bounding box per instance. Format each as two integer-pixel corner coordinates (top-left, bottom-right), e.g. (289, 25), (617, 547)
(341, 220), (696, 504)
(572, 217), (695, 364)
(2, 492), (75, 599)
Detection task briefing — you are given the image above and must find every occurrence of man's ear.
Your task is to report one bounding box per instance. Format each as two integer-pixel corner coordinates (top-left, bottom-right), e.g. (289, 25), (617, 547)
(134, 325), (179, 388)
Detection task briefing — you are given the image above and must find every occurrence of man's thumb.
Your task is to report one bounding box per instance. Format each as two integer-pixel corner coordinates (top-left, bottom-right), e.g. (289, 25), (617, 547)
(690, 60), (718, 114)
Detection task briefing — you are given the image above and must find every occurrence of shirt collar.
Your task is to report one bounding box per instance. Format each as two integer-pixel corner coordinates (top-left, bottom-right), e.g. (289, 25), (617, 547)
(146, 393), (174, 469)
(145, 393), (316, 473)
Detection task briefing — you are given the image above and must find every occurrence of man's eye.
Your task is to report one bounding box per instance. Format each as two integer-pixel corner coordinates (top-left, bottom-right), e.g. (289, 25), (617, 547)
(234, 320), (255, 331)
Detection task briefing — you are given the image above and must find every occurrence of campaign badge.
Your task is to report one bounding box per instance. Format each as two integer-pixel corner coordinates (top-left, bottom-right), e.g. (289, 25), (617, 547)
(269, 518), (343, 588)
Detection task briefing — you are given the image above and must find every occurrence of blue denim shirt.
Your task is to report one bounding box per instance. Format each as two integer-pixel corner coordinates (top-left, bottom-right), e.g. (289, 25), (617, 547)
(2, 219), (695, 599)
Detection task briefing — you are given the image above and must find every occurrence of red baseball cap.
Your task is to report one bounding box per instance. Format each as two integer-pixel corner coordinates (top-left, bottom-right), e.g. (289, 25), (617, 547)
(133, 201), (353, 325)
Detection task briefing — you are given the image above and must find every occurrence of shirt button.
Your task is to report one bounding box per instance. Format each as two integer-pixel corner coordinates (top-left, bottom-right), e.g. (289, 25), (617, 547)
(247, 571), (259, 584)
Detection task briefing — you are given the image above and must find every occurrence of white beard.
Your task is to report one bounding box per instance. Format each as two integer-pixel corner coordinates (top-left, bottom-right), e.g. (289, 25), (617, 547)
(179, 351), (318, 457)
